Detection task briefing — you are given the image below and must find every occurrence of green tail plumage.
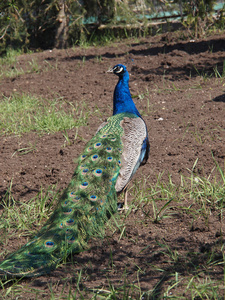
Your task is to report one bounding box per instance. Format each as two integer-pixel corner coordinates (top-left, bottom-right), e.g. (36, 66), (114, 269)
(0, 113), (130, 278)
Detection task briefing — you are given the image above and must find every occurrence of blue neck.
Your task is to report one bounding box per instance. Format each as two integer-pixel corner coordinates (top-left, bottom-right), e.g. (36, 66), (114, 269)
(113, 71), (141, 117)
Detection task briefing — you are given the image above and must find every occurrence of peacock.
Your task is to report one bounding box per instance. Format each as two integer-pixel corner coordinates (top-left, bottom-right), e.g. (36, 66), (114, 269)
(0, 64), (150, 278)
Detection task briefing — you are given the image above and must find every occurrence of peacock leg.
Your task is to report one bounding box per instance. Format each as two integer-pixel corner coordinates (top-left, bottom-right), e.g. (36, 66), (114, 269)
(124, 187), (129, 210)
(118, 186), (129, 211)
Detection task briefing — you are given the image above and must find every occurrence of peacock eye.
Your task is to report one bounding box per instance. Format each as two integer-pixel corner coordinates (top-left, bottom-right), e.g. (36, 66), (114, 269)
(114, 66), (123, 73)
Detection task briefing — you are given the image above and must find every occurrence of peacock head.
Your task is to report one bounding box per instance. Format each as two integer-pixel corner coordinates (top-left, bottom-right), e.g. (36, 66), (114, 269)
(107, 64), (127, 77)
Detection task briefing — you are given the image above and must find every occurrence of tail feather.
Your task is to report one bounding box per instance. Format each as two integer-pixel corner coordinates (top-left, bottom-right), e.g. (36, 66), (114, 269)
(0, 114), (124, 277)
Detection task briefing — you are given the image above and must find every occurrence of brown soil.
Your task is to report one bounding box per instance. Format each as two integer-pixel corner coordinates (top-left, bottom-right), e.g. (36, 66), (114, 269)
(0, 31), (225, 299)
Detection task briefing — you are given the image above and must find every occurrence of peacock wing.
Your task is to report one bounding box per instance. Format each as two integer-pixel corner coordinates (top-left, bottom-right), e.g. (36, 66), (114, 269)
(115, 115), (149, 193)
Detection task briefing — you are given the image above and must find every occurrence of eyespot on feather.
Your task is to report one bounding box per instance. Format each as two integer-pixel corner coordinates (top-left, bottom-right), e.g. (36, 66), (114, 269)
(80, 182), (88, 189)
(88, 146), (93, 152)
(68, 236), (75, 243)
(94, 142), (102, 148)
(82, 168), (89, 175)
(92, 154), (99, 161)
(66, 219), (74, 226)
(45, 241), (54, 248)
(80, 164), (86, 169)
(64, 208), (73, 215)
(106, 147), (112, 153)
(94, 169), (103, 177)
(90, 195), (97, 201)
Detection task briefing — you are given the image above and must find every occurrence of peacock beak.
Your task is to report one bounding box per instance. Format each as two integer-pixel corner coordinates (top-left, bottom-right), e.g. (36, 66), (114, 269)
(106, 67), (114, 73)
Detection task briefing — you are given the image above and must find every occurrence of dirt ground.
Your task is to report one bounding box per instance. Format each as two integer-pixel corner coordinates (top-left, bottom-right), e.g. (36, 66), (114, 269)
(0, 31), (225, 298)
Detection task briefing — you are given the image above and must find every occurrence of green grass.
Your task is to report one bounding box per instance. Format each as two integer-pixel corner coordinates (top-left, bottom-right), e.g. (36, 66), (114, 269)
(0, 183), (58, 248)
(0, 49), (23, 66)
(0, 48), (27, 78)
(0, 93), (89, 135)
(192, 60), (225, 82)
(121, 160), (225, 299)
(0, 48), (57, 78)
(0, 160), (225, 298)
(214, 60), (225, 79)
(131, 157), (225, 219)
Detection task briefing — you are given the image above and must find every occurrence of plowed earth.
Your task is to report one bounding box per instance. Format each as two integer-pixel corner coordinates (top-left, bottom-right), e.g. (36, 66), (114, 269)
(0, 31), (225, 299)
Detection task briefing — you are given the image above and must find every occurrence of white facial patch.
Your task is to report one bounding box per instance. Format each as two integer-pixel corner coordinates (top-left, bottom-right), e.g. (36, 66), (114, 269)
(114, 66), (124, 74)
